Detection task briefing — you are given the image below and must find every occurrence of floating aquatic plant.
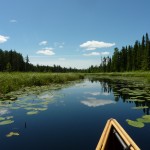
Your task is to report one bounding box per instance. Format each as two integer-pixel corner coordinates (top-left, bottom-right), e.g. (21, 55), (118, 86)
(142, 115), (150, 119)
(0, 120), (14, 125)
(36, 107), (47, 111)
(0, 117), (5, 121)
(6, 132), (19, 137)
(126, 119), (144, 128)
(6, 116), (13, 120)
(26, 111), (38, 115)
(127, 99), (138, 102)
(132, 106), (148, 109)
(136, 118), (150, 123)
(10, 106), (20, 110)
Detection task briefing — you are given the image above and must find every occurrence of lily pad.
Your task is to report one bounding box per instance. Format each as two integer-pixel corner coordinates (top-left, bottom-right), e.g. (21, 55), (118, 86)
(6, 132), (19, 137)
(142, 115), (150, 119)
(26, 111), (38, 115)
(132, 106), (149, 109)
(136, 100), (145, 102)
(0, 117), (5, 121)
(0, 120), (14, 125)
(136, 118), (150, 123)
(6, 116), (13, 120)
(127, 99), (138, 102)
(126, 119), (144, 128)
(10, 106), (20, 110)
(36, 107), (48, 111)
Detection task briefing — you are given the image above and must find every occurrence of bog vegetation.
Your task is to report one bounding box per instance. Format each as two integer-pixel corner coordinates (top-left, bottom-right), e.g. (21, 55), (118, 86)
(0, 73), (84, 94)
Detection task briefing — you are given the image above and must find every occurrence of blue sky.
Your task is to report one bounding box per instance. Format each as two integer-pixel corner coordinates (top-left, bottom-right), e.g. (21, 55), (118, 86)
(0, 0), (150, 69)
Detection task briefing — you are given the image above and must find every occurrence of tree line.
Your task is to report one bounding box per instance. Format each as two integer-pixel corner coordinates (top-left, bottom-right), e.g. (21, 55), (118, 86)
(89, 33), (150, 72)
(0, 49), (85, 72)
(1, 33), (149, 73)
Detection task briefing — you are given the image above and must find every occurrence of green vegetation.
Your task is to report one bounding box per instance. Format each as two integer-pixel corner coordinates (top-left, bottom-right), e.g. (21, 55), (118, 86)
(0, 120), (14, 126)
(0, 49), (85, 72)
(126, 119), (145, 128)
(27, 111), (39, 115)
(88, 33), (150, 72)
(127, 115), (150, 128)
(6, 132), (20, 137)
(0, 72), (84, 94)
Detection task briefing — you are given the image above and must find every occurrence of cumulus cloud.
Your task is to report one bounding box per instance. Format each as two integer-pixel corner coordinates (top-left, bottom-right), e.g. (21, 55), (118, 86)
(83, 52), (100, 56)
(0, 35), (9, 43)
(39, 41), (48, 46)
(54, 42), (65, 48)
(36, 47), (55, 56)
(10, 19), (17, 23)
(80, 40), (115, 50)
(58, 58), (66, 61)
(101, 51), (110, 55)
(83, 51), (110, 56)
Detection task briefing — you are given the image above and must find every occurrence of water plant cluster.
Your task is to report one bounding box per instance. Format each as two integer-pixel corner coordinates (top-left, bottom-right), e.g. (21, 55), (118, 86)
(89, 76), (150, 128)
(126, 115), (150, 128)
(0, 72), (84, 95)
(0, 86), (64, 137)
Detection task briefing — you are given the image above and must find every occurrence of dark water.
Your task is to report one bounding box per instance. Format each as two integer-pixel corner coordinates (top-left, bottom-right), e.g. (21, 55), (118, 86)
(0, 79), (150, 150)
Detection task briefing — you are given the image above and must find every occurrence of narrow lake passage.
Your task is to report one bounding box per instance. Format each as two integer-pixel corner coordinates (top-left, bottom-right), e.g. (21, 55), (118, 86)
(0, 79), (150, 150)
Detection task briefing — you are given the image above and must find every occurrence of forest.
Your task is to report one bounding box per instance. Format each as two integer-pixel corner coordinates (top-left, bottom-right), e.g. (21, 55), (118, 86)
(0, 33), (150, 73)
(0, 49), (85, 72)
(89, 33), (150, 72)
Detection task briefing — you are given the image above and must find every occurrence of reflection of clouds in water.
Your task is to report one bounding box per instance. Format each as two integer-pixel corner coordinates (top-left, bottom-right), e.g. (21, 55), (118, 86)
(102, 92), (110, 96)
(84, 92), (110, 96)
(87, 97), (97, 100)
(38, 93), (54, 99)
(84, 92), (100, 96)
(0, 108), (9, 116)
(81, 99), (115, 107)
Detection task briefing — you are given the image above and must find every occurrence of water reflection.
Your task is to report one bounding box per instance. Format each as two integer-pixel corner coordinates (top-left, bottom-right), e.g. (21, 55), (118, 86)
(0, 90), (61, 128)
(81, 99), (115, 107)
(89, 78), (150, 115)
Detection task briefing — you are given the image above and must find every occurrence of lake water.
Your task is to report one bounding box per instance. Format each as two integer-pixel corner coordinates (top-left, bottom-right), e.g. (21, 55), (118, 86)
(0, 78), (150, 150)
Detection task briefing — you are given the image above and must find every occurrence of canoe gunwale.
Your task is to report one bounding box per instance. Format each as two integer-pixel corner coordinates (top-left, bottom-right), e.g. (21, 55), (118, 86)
(96, 118), (140, 150)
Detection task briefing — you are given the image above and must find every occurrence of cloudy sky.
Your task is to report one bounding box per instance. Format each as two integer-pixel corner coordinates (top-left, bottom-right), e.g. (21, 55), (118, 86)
(0, 0), (150, 69)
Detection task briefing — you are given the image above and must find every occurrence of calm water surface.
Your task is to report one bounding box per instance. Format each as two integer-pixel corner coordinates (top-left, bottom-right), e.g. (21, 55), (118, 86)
(0, 79), (150, 150)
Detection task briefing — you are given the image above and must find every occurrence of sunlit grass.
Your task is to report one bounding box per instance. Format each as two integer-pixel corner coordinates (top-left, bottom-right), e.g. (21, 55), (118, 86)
(0, 72), (84, 94)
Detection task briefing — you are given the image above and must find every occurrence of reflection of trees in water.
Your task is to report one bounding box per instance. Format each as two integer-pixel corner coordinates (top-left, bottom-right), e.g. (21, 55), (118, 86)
(89, 78), (150, 115)
(90, 78), (112, 94)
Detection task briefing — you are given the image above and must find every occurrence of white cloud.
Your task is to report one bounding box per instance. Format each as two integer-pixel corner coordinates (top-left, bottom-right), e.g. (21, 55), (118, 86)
(83, 52), (100, 56)
(54, 42), (65, 48)
(10, 19), (17, 23)
(101, 52), (110, 55)
(80, 40), (115, 50)
(29, 57), (101, 69)
(39, 41), (48, 46)
(81, 99), (115, 107)
(58, 58), (66, 61)
(59, 45), (64, 48)
(36, 47), (55, 56)
(0, 35), (9, 43)
(83, 51), (110, 56)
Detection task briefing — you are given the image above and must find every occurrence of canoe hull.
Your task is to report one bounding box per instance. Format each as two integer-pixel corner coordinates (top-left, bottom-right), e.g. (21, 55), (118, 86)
(96, 118), (140, 150)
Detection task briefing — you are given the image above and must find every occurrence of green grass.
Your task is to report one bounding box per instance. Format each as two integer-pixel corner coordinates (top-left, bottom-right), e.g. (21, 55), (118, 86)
(0, 72), (84, 94)
(86, 71), (150, 78)
(85, 71), (150, 83)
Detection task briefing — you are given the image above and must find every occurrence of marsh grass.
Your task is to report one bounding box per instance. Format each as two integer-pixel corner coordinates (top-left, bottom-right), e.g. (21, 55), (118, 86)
(0, 72), (84, 94)
(86, 71), (150, 83)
